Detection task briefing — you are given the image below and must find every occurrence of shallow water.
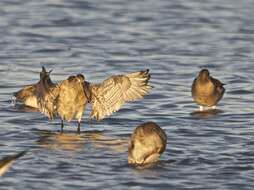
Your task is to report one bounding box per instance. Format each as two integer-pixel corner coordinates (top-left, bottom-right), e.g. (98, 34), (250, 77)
(0, 0), (254, 189)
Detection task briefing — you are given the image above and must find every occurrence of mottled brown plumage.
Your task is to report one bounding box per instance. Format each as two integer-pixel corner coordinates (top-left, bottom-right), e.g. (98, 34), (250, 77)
(128, 122), (167, 165)
(55, 74), (87, 132)
(14, 68), (151, 132)
(13, 85), (38, 108)
(13, 67), (55, 109)
(192, 69), (225, 111)
(38, 69), (151, 131)
(36, 67), (59, 119)
(88, 69), (151, 120)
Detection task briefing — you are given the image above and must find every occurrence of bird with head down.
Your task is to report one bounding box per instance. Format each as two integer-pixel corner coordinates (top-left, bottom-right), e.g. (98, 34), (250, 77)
(14, 67), (151, 132)
(128, 122), (167, 166)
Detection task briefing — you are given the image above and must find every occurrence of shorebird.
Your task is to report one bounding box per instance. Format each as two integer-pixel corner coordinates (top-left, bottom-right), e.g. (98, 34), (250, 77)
(128, 122), (167, 165)
(13, 66), (55, 109)
(192, 69), (225, 111)
(53, 74), (87, 133)
(0, 151), (26, 176)
(15, 67), (151, 132)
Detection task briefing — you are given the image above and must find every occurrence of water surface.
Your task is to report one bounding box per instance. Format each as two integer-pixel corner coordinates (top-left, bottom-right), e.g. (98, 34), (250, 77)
(0, 0), (254, 189)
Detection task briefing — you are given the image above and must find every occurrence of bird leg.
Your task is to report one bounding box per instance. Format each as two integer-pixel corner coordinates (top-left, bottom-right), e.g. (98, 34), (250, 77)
(61, 120), (64, 133)
(77, 120), (81, 134)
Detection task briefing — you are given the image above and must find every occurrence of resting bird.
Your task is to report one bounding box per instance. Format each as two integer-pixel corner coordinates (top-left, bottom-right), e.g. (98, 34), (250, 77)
(14, 67), (151, 132)
(192, 69), (225, 111)
(128, 122), (167, 165)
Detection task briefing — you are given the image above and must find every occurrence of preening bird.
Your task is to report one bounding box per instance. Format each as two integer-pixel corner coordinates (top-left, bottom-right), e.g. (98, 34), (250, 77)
(191, 69), (225, 111)
(128, 122), (167, 165)
(14, 67), (151, 132)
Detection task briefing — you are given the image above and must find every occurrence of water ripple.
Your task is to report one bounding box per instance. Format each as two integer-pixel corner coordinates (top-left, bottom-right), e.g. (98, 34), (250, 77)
(0, 0), (254, 189)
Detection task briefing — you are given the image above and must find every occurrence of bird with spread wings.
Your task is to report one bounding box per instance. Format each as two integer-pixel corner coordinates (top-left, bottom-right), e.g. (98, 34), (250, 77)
(14, 67), (151, 132)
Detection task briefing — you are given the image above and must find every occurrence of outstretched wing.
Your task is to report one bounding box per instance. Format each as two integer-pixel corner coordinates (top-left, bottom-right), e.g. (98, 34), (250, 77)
(13, 84), (38, 108)
(13, 84), (36, 103)
(89, 69), (151, 120)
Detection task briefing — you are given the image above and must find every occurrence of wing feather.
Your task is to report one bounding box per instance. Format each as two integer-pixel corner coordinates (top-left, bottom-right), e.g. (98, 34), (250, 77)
(89, 70), (151, 120)
(36, 68), (59, 119)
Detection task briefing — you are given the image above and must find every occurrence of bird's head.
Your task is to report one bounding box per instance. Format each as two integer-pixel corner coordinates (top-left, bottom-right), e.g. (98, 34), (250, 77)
(198, 69), (210, 81)
(76, 74), (85, 83)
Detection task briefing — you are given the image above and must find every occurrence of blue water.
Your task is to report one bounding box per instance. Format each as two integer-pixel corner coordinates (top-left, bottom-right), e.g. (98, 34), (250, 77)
(0, 0), (254, 189)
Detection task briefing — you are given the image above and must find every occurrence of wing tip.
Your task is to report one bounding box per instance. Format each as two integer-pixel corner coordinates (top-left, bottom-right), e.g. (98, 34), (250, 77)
(141, 69), (149, 75)
(140, 69), (151, 83)
(41, 66), (53, 75)
(41, 66), (46, 72)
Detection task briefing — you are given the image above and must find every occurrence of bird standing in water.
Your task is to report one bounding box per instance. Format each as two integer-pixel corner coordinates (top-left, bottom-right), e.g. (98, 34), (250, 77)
(54, 74), (87, 133)
(14, 67), (151, 132)
(13, 66), (55, 109)
(192, 69), (225, 111)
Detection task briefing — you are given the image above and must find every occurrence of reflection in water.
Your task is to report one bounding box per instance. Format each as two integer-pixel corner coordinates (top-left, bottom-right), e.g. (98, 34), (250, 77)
(0, 151), (27, 177)
(132, 162), (158, 170)
(36, 130), (128, 153)
(191, 109), (223, 119)
(86, 132), (129, 153)
(129, 157), (176, 170)
(37, 131), (86, 151)
(13, 104), (39, 113)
